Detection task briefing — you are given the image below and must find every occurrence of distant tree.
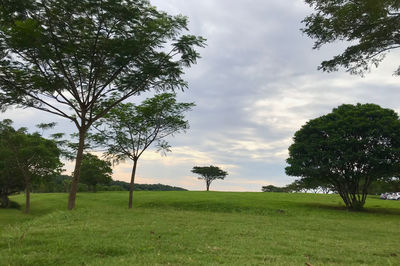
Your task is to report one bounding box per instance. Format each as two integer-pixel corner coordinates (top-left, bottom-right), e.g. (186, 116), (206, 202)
(302, 0), (400, 75)
(296, 177), (334, 194)
(78, 154), (112, 192)
(368, 178), (400, 195)
(286, 104), (400, 210)
(191, 165), (228, 191)
(284, 180), (305, 193)
(0, 0), (205, 210)
(0, 119), (63, 212)
(261, 185), (286, 193)
(93, 93), (193, 208)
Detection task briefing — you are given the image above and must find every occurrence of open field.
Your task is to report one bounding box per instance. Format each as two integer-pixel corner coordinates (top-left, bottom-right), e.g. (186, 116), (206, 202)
(1, 191), (400, 265)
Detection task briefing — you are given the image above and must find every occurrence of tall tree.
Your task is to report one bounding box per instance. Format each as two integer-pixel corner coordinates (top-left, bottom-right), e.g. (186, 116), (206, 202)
(79, 153), (112, 192)
(93, 93), (193, 208)
(286, 103), (400, 210)
(0, 0), (205, 210)
(191, 165), (228, 191)
(0, 119), (63, 213)
(302, 0), (400, 75)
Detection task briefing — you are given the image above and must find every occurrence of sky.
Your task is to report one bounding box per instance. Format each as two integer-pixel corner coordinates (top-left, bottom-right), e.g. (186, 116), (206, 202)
(2, 0), (400, 191)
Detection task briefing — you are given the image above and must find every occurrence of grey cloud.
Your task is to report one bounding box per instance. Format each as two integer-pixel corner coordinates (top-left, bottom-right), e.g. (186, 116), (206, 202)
(3, 0), (400, 191)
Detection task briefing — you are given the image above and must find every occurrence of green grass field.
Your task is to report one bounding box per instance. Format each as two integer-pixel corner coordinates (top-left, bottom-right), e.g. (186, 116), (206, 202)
(1, 191), (400, 265)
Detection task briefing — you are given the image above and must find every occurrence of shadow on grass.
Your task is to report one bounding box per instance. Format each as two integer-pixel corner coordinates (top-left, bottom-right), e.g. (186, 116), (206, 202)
(3, 201), (22, 210)
(138, 200), (290, 216)
(300, 202), (400, 216)
(138, 198), (400, 217)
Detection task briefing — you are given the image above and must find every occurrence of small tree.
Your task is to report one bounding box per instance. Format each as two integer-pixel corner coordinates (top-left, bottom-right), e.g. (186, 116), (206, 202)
(191, 165), (228, 191)
(92, 93), (193, 208)
(286, 103), (400, 210)
(261, 185), (286, 193)
(78, 154), (112, 192)
(302, 0), (400, 75)
(0, 0), (205, 210)
(0, 119), (63, 212)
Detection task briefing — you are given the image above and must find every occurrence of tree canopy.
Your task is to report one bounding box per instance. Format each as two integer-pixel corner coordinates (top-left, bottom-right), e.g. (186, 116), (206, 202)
(78, 153), (112, 192)
(286, 103), (400, 210)
(191, 165), (228, 191)
(0, 0), (205, 210)
(0, 119), (62, 212)
(93, 93), (193, 208)
(302, 0), (400, 75)
(261, 185), (286, 193)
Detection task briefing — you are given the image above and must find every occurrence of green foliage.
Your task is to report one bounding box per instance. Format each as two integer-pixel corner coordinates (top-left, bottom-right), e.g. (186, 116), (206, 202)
(30, 175), (187, 193)
(286, 103), (400, 210)
(284, 178), (333, 194)
(0, 0), (205, 116)
(302, 0), (400, 75)
(261, 185), (287, 192)
(1, 192), (400, 265)
(0, 119), (62, 210)
(191, 165), (228, 191)
(368, 178), (400, 195)
(0, 0), (205, 209)
(93, 93), (194, 163)
(92, 93), (193, 207)
(0, 121), (24, 208)
(78, 154), (112, 192)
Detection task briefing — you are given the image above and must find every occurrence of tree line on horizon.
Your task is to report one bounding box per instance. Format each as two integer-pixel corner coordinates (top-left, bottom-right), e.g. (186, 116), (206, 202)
(263, 178), (400, 196)
(32, 174), (187, 194)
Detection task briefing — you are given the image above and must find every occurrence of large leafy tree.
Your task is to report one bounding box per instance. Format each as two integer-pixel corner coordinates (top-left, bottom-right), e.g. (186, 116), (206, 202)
(286, 104), (400, 210)
(93, 93), (194, 208)
(302, 0), (400, 75)
(0, 119), (63, 213)
(79, 153), (112, 192)
(191, 165), (228, 191)
(0, 0), (205, 210)
(0, 120), (24, 208)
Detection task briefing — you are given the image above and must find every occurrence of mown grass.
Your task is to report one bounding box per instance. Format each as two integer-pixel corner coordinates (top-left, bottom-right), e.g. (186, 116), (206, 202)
(1, 191), (400, 265)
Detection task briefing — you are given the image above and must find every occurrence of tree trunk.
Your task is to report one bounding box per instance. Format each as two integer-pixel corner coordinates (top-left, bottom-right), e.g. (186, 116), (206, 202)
(128, 159), (138, 209)
(68, 128), (86, 210)
(0, 189), (9, 208)
(206, 180), (210, 191)
(25, 176), (31, 214)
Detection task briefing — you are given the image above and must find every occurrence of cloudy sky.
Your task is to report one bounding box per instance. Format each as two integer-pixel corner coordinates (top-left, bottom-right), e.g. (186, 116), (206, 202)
(2, 0), (400, 191)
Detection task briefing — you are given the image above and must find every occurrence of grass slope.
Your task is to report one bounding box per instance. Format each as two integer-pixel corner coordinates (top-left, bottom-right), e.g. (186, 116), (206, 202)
(1, 191), (400, 265)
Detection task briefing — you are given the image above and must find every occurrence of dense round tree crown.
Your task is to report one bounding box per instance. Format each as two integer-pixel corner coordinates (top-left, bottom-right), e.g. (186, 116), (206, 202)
(286, 103), (400, 209)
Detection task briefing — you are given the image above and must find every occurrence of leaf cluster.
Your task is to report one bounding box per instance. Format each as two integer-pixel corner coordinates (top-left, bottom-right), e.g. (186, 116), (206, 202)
(0, 0), (205, 129)
(92, 93), (194, 163)
(191, 165), (228, 181)
(0, 119), (63, 206)
(286, 103), (400, 208)
(302, 0), (400, 75)
(78, 153), (112, 190)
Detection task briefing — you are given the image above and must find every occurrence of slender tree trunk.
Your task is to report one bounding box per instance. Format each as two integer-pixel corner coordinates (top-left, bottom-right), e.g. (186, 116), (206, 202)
(68, 128), (87, 210)
(206, 180), (210, 191)
(25, 176), (31, 214)
(128, 159), (138, 209)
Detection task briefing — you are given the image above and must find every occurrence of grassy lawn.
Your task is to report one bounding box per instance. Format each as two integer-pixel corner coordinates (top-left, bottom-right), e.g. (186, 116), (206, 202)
(1, 191), (400, 265)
